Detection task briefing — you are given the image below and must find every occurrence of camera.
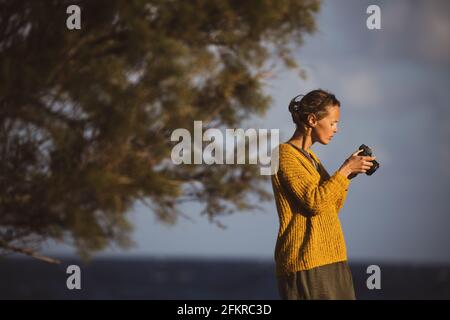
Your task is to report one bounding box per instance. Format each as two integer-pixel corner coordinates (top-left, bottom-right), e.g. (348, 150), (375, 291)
(358, 144), (380, 175)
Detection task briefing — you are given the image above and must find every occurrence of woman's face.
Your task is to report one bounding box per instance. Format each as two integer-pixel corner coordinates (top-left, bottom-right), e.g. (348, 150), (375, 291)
(312, 105), (340, 145)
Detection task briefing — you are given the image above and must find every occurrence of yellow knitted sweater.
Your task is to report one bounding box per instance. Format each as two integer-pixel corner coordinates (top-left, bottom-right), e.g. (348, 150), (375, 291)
(271, 143), (351, 276)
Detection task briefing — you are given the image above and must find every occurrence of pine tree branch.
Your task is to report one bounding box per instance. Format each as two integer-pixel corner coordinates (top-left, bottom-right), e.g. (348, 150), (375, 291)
(0, 242), (61, 264)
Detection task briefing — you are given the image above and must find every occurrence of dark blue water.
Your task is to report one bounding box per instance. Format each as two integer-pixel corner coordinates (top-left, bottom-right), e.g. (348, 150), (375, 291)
(1, 257), (449, 299)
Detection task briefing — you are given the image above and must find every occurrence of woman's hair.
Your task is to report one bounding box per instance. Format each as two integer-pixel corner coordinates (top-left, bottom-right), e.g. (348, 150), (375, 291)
(288, 89), (340, 130)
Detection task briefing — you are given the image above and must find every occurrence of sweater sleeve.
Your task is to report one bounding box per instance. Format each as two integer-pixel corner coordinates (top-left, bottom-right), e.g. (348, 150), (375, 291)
(336, 187), (349, 213)
(317, 161), (349, 214)
(278, 146), (350, 216)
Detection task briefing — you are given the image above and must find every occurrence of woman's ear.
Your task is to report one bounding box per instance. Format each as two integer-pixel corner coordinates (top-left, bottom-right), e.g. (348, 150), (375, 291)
(307, 113), (317, 127)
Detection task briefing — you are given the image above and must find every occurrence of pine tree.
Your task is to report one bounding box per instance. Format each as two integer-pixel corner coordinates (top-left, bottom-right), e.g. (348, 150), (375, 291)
(0, 0), (320, 261)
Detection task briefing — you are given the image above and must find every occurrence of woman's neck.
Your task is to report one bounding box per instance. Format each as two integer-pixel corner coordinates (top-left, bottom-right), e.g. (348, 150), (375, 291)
(288, 128), (314, 151)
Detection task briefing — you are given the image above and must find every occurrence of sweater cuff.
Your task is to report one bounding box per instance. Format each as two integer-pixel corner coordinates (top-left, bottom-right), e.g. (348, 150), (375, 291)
(334, 171), (351, 191)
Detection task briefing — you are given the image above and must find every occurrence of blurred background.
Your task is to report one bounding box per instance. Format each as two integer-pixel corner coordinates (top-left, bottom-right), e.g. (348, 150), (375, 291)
(1, 0), (449, 299)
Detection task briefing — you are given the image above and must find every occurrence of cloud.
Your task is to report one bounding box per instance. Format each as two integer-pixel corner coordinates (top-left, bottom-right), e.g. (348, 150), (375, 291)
(339, 71), (381, 108)
(440, 142), (450, 178)
(371, 0), (450, 65)
(394, 0), (449, 65)
(418, 2), (450, 64)
(309, 0), (450, 66)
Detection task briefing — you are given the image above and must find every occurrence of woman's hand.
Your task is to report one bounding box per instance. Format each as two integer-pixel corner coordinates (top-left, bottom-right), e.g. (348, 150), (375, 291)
(338, 149), (376, 179)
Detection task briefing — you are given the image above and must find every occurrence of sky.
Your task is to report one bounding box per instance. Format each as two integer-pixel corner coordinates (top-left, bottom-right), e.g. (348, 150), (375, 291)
(44, 0), (450, 264)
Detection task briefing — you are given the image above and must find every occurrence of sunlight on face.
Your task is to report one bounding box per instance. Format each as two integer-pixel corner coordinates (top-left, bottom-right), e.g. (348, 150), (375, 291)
(315, 105), (340, 144)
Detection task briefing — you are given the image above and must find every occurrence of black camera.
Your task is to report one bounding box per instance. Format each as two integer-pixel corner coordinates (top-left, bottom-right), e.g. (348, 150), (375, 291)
(358, 144), (380, 176)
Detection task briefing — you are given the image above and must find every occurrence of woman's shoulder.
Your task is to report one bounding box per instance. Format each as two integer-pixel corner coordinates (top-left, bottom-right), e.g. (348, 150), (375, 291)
(278, 143), (309, 165)
(278, 142), (297, 155)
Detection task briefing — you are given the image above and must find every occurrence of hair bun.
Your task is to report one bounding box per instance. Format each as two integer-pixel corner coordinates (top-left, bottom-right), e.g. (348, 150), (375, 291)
(289, 94), (304, 113)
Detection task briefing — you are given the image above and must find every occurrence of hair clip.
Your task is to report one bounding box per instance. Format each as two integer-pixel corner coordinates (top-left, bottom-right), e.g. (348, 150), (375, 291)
(292, 94), (304, 103)
(290, 94), (304, 112)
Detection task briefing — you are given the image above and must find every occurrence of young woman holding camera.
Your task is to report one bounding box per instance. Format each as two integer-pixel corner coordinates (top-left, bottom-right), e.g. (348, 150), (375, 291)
(271, 89), (376, 300)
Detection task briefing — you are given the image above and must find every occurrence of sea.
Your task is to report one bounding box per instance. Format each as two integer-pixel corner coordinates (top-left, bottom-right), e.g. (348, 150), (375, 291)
(1, 257), (449, 299)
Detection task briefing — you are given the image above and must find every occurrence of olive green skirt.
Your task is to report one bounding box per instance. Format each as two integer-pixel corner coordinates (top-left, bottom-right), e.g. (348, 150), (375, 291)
(277, 261), (356, 300)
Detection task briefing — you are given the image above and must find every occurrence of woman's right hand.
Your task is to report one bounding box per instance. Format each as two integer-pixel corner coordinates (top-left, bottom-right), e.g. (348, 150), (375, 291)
(338, 149), (376, 178)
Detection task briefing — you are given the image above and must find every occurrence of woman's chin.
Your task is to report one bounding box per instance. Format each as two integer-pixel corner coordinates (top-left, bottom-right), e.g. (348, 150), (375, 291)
(316, 137), (332, 145)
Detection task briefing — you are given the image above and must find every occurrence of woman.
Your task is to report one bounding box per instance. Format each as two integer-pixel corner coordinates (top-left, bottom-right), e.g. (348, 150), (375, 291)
(271, 89), (376, 300)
